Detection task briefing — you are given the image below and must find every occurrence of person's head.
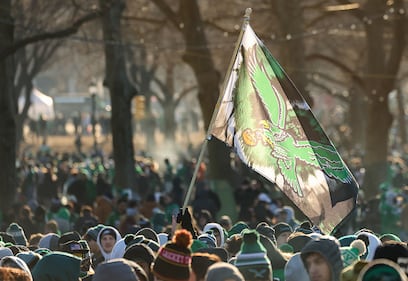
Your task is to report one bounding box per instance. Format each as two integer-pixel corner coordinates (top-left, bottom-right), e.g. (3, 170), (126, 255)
(0, 267), (32, 281)
(60, 240), (92, 274)
(83, 224), (105, 254)
(303, 252), (332, 281)
(93, 258), (146, 281)
(234, 229), (273, 281)
(203, 223), (225, 247)
(31, 252), (81, 281)
(301, 236), (343, 281)
(44, 220), (59, 234)
(195, 210), (212, 230)
(273, 223), (292, 247)
(28, 233), (44, 248)
(357, 259), (406, 281)
(124, 243), (155, 281)
(152, 229), (192, 281)
(97, 226), (121, 260)
(6, 223), (28, 246)
(0, 256), (32, 279)
(218, 216), (232, 231)
(204, 262), (244, 281)
(190, 253), (221, 281)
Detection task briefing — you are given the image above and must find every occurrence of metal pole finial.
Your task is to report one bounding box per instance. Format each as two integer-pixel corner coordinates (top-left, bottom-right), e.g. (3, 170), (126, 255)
(244, 8), (252, 22)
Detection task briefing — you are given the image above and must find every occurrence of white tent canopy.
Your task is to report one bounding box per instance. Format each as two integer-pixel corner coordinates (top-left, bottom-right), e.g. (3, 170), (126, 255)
(19, 88), (55, 120)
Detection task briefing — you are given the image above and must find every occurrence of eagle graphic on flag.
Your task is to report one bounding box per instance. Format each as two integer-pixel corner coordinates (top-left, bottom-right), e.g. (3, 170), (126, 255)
(210, 24), (358, 234)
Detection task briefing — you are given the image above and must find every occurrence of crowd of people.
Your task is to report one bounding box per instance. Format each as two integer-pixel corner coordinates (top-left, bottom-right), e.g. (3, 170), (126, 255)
(0, 147), (408, 280)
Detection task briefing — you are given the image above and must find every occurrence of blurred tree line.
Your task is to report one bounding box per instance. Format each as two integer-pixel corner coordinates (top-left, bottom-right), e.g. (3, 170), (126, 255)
(0, 0), (407, 215)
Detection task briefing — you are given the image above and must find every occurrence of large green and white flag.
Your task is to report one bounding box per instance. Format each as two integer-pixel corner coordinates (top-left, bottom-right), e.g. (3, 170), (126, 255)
(210, 24), (358, 234)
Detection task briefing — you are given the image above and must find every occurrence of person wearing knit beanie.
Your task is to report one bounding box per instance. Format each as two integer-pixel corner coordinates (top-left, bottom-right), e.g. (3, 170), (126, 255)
(287, 232), (312, 253)
(379, 233), (402, 243)
(31, 252), (81, 281)
(205, 262), (244, 281)
(338, 235), (356, 247)
(0, 232), (16, 245)
(357, 259), (406, 281)
(124, 243), (155, 281)
(258, 234), (287, 281)
(233, 229), (273, 281)
(228, 222), (249, 238)
(6, 223), (28, 246)
(84, 224), (105, 242)
(0, 256), (33, 281)
(16, 251), (42, 270)
(273, 222), (293, 247)
(58, 231), (81, 249)
(93, 258), (147, 281)
(300, 236), (343, 281)
(135, 228), (160, 245)
(83, 224), (105, 268)
(196, 247), (229, 263)
(152, 229), (192, 281)
(191, 252), (221, 281)
(190, 240), (208, 253)
(0, 247), (13, 260)
(38, 233), (60, 251)
(124, 234), (160, 253)
(374, 241), (408, 274)
(256, 222), (276, 246)
(294, 221), (314, 235)
(340, 239), (366, 267)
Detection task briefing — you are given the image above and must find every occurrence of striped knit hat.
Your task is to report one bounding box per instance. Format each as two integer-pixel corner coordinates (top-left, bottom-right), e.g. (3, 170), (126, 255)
(234, 229), (272, 281)
(152, 229), (192, 281)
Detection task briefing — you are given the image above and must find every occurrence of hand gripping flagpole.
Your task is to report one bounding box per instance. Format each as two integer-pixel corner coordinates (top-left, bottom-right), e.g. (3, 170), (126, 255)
(182, 8), (252, 211)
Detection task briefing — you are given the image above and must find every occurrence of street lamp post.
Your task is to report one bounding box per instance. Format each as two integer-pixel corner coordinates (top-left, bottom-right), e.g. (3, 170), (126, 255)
(89, 83), (97, 153)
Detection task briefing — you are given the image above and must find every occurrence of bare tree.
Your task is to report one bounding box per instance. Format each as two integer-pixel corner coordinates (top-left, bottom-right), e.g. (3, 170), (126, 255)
(100, 0), (138, 191)
(151, 0), (234, 182)
(0, 0), (101, 213)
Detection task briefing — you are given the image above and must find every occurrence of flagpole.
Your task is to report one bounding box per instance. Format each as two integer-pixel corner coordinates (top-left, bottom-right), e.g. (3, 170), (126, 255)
(182, 8), (252, 211)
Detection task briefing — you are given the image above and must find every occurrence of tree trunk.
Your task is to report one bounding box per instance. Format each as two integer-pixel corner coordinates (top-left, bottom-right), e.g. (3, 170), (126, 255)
(179, 0), (233, 180)
(100, 0), (137, 192)
(163, 103), (176, 141)
(348, 88), (366, 154)
(396, 89), (406, 146)
(0, 0), (17, 215)
(362, 0), (404, 199)
(162, 64), (176, 141)
(274, 0), (313, 106)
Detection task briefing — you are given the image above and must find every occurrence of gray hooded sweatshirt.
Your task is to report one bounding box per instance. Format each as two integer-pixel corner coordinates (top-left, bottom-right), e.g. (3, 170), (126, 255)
(300, 236), (343, 281)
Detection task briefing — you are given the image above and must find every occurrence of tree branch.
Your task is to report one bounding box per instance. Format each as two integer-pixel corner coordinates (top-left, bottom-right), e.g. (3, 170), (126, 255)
(150, 0), (181, 30)
(0, 9), (102, 59)
(307, 53), (365, 90)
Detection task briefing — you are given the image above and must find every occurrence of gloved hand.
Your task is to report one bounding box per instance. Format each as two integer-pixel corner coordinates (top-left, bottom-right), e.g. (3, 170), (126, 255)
(178, 208), (197, 239)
